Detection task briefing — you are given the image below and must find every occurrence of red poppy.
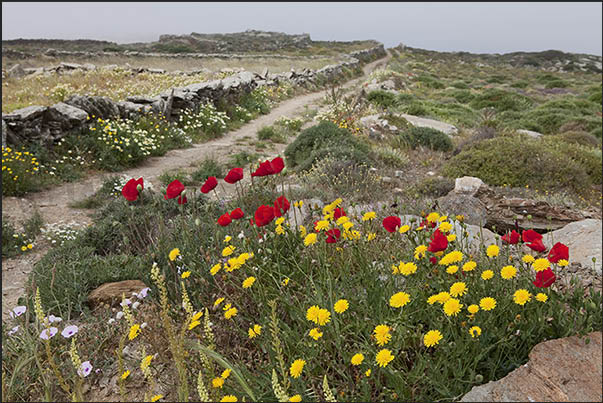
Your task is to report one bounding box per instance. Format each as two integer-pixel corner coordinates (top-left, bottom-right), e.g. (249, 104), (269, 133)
(429, 256), (438, 265)
(501, 230), (520, 245)
(527, 238), (547, 253)
(427, 229), (448, 253)
(224, 168), (244, 184)
(177, 194), (187, 205)
(218, 213), (232, 227)
(165, 179), (185, 200)
(270, 157), (284, 174)
(334, 208), (346, 220)
(230, 208), (244, 220)
(251, 157), (285, 177)
(273, 196), (290, 217)
(201, 176), (218, 194)
(419, 219), (436, 229)
(548, 242), (569, 263)
(326, 228), (341, 243)
(254, 205), (275, 227)
(382, 216), (401, 233)
(122, 177), (144, 201)
(522, 229), (543, 243)
(533, 268), (556, 288)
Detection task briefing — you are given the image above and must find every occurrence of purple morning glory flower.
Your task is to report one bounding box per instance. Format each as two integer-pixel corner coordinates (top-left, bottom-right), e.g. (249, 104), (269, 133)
(9, 306), (26, 319)
(77, 361), (93, 377)
(8, 326), (19, 336)
(39, 327), (58, 340)
(61, 325), (79, 338)
(120, 298), (132, 307)
(47, 315), (63, 323)
(137, 287), (150, 299)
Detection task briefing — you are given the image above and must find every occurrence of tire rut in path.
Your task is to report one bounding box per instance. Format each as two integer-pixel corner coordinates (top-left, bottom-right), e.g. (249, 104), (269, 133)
(1, 52), (391, 320)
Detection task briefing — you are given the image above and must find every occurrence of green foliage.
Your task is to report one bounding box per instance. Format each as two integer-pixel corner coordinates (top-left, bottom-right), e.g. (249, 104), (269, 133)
(158, 169), (192, 187)
(257, 126), (286, 143)
(416, 74), (445, 89)
(367, 90), (398, 108)
(401, 126), (453, 152)
(555, 131), (601, 148)
(587, 84), (602, 104)
(2, 211), (43, 258)
(517, 96), (601, 134)
(229, 150), (259, 168)
(451, 80), (469, 89)
(238, 88), (271, 115)
(510, 80), (529, 88)
(409, 176), (455, 198)
(448, 89), (475, 104)
(442, 134), (601, 192)
(544, 79), (569, 89)
(191, 158), (224, 182)
(285, 121), (371, 170)
(469, 88), (534, 112)
(373, 145), (410, 168)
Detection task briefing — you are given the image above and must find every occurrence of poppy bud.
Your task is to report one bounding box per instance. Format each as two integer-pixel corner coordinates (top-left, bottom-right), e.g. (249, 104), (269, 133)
(136, 184), (143, 192)
(475, 374), (483, 383)
(195, 218), (201, 226)
(181, 189), (187, 196)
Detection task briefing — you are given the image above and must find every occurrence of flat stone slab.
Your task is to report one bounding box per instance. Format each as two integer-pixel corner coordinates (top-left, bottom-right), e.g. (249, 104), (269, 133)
(461, 332), (602, 402)
(544, 219), (602, 275)
(399, 113), (459, 136)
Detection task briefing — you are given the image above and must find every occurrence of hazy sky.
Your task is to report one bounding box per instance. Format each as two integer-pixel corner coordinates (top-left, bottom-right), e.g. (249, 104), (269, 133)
(2, 2), (602, 55)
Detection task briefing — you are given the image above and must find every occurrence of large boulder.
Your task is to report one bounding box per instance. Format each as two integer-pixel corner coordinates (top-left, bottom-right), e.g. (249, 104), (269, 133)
(44, 103), (88, 140)
(544, 219), (602, 275)
(461, 332), (602, 402)
(65, 95), (120, 120)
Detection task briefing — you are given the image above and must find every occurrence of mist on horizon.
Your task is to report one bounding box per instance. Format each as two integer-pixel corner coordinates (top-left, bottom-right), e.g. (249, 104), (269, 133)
(2, 2), (602, 56)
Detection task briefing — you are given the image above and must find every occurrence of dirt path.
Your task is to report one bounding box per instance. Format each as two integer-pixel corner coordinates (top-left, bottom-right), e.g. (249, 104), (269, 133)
(1, 52), (390, 320)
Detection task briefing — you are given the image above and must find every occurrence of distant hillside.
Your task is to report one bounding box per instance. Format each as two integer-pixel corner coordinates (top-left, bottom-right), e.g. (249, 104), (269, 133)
(2, 31), (379, 57)
(397, 45), (602, 73)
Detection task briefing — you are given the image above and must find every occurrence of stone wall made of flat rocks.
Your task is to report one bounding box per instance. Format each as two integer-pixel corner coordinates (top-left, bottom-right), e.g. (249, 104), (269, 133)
(1, 44), (385, 147)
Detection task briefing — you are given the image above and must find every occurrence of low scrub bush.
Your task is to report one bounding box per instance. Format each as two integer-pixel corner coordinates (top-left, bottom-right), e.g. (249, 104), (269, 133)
(442, 134), (601, 192)
(367, 90), (398, 108)
(285, 121), (371, 170)
(1, 211), (43, 258)
(469, 88), (534, 112)
(190, 158), (224, 182)
(401, 127), (453, 152)
(555, 131), (601, 148)
(257, 126), (286, 143)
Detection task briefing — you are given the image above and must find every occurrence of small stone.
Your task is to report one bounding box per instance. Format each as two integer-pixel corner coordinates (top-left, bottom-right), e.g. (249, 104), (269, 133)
(381, 176), (393, 183)
(394, 170), (404, 178)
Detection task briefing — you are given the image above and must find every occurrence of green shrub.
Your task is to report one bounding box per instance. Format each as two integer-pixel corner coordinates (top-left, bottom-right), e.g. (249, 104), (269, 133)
(409, 176), (455, 197)
(401, 126), (453, 152)
(403, 102), (429, 116)
(442, 135), (598, 193)
(30, 245), (149, 316)
(397, 93), (417, 104)
(285, 121), (371, 169)
(367, 90), (398, 108)
(543, 137), (602, 185)
(469, 88), (534, 112)
(544, 79), (569, 89)
(587, 84), (602, 104)
(229, 150), (258, 167)
(257, 126), (286, 143)
(373, 145), (410, 168)
(416, 74), (445, 89)
(296, 146), (372, 172)
(2, 211), (43, 259)
(510, 80), (529, 88)
(191, 158), (224, 182)
(590, 127), (602, 139)
(449, 89), (475, 104)
(555, 131), (601, 148)
(70, 176), (125, 209)
(158, 169), (191, 187)
(451, 80), (470, 89)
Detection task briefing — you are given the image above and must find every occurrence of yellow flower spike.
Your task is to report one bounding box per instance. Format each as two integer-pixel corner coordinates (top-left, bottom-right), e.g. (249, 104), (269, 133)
(189, 320), (201, 330)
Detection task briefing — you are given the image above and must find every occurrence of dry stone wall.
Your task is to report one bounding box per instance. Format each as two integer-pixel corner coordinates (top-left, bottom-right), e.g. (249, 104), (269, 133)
(2, 44), (385, 146)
